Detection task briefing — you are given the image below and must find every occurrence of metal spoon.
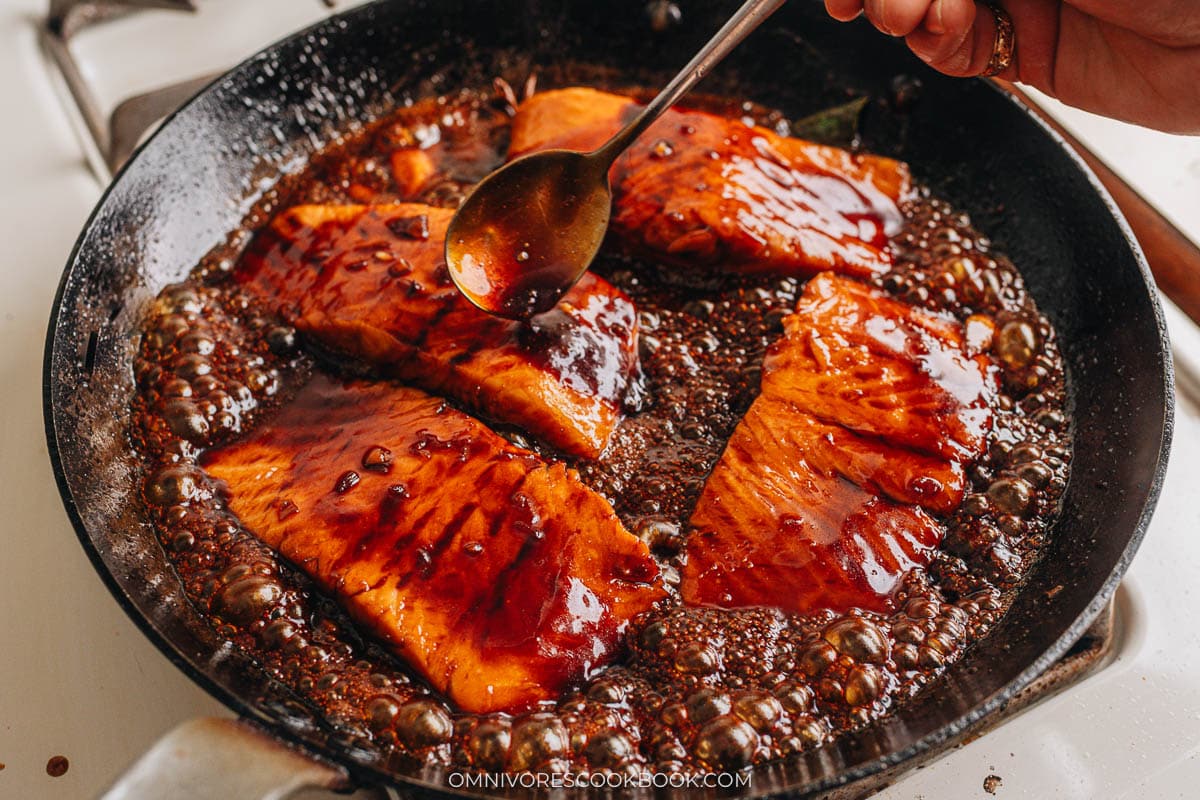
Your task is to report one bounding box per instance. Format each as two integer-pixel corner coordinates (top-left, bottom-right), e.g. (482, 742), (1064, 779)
(445, 0), (788, 320)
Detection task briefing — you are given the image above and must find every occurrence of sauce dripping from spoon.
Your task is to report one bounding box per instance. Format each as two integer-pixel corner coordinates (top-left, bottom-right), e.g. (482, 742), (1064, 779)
(446, 153), (611, 319)
(446, 0), (788, 319)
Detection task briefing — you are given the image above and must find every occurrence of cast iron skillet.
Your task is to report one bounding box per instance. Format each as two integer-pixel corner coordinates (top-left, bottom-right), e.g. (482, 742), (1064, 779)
(44, 0), (1173, 796)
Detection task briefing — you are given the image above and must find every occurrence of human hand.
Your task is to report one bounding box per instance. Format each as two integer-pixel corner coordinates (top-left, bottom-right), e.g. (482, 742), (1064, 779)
(824, 0), (1200, 134)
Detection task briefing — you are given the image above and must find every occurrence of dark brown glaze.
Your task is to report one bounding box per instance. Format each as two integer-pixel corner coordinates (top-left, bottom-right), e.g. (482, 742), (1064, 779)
(766, 273), (997, 462)
(683, 396), (946, 615)
(202, 374), (663, 713)
(128, 84), (1072, 777)
(446, 152), (612, 319)
(318, 91), (510, 208)
(132, 285), (481, 767)
(236, 202), (639, 459)
(509, 88), (910, 279)
(681, 275), (995, 616)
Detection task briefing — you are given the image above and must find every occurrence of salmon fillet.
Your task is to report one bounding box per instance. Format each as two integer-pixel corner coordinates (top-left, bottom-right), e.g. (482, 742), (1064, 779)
(203, 375), (664, 713)
(764, 273), (997, 461)
(683, 274), (996, 615)
(509, 87), (910, 279)
(682, 398), (947, 615)
(236, 202), (638, 458)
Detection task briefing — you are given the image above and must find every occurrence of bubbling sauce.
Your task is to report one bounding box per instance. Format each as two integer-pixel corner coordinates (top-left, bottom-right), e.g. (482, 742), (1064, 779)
(129, 84), (1070, 776)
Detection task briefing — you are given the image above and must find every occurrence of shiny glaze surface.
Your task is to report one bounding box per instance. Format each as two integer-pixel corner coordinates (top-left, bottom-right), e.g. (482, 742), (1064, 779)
(237, 202), (639, 459)
(510, 88), (910, 279)
(127, 84), (1071, 776)
(202, 374), (663, 713)
(446, 150), (612, 319)
(765, 273), (997, 462)
(683, 395), (947, 615)
(683, 274), (996, 615)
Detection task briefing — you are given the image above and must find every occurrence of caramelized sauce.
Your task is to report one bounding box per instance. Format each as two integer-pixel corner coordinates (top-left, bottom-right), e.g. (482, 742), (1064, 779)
(446, 152), (611, 319)
(128, 85), (1071, 777)
(201, 374), (663, 713)
(510, 88), (908, 279)
(682, 398), (949, 615)
(235, 203), (638, 459)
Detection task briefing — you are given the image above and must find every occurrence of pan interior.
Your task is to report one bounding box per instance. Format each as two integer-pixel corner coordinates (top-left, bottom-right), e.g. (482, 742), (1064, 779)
(44, 0), (1171, 796)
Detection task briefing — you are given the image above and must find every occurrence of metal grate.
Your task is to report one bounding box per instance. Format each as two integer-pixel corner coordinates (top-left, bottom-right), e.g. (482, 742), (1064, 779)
(39, 0), (341, 178)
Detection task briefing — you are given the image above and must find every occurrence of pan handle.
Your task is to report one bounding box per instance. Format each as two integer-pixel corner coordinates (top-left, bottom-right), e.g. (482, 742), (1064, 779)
(98, 717), (350, 800)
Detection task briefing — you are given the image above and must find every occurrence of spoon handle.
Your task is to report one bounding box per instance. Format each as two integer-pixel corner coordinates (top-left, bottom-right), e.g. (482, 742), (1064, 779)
(593, 0), (788, 165)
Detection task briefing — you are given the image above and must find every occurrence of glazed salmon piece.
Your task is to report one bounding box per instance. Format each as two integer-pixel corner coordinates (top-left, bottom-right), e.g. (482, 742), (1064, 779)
(779, 408), (967, 515)
(764, 273), (997, 461)
(681, 398), (946, 615)
(236, 202), (638, 458)
(508, 87), (634, 157)
(203, 375), (664, 713)
(683, 274), (995, 615)
(509, 87), (910, 279)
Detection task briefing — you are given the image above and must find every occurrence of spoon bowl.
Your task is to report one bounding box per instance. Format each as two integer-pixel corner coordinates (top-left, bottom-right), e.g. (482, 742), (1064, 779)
(446, 150), (612, 320)
(445, 0), (787, 320)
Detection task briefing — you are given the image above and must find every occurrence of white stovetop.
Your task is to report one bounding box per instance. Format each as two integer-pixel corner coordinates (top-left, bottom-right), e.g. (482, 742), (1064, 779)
(0, 2), (1198, 798)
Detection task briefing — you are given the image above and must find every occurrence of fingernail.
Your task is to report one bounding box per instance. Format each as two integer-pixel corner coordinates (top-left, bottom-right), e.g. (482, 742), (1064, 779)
(926, 0), (947, 35)
(866, 0), (894, 35)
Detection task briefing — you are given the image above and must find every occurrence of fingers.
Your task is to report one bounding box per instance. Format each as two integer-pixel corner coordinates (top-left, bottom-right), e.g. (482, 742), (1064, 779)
(825, 0), (1017, 80)
(827, 0), (944, 37)
(863, 0), (938, 36)
(905, 1), (1003, 77)
(918, 0), (976, 37)
(825, 0), (865, 23)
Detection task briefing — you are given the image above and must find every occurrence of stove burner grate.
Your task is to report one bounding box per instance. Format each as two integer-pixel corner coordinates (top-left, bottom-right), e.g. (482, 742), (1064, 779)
(40, 0), (342, 177)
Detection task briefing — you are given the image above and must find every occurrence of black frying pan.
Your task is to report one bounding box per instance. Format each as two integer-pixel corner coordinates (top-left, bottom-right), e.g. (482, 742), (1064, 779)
(43, 1), (1173, 796)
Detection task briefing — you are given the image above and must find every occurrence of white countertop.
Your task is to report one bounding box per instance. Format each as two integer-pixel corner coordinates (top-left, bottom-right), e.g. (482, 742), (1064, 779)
(0, 3), (1197, 798)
